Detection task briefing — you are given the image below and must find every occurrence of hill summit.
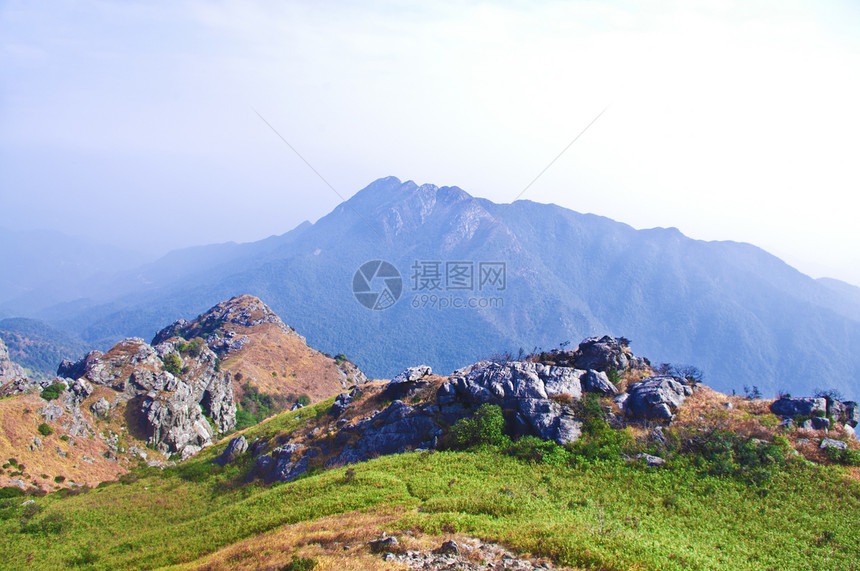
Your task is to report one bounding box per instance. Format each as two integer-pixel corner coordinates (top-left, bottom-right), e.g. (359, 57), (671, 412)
(31, 176), (860, 399)
(0, 295), (368, 491)
(151, 294), (366, 405)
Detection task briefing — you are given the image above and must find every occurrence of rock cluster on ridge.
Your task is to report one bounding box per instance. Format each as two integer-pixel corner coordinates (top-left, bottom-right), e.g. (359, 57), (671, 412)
(151, 295), (368, 402)
(57, 336), (235, 459)
(238, 336), (698, 484)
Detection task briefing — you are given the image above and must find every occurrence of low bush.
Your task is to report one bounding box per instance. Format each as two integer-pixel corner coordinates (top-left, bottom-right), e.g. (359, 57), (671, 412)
(161, 353), (182, 376)
(37, 423), (53, 437)
(449, 404), (510, 449)
(824, 446), (860, 466)
(40, 382), (65, 401)
(679, 430), (788, 485)
(0, 487), (24, 499)
(506, 436), (569, 466)
(280, 555), (317, 570)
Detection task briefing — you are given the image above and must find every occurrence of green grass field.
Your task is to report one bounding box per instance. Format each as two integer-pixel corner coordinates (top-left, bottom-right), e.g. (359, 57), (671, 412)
(2, 400), (860, 570)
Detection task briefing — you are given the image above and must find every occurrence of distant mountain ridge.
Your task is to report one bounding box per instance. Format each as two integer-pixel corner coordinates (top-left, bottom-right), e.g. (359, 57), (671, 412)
(9, 176), (860, 398)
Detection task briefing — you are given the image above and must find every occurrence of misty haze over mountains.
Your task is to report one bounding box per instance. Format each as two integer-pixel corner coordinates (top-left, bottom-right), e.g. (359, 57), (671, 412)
(2, 177), (859, 399)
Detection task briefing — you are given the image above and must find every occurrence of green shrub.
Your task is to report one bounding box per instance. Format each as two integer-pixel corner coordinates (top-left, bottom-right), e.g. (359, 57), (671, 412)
(824, 446), (860, 466)
(37, 423), (53, 437)
(280, 555), (317, 571)
(185, 337), (205, 357)
(234, 383), (291, 430)
(0, 487), (25, 499)
(506, 436), (569, 465)
(161, 353), (182, 376)
(21, 511), (67, 535)
(176, 461), (219, 483)
(40, 382), (66, 401)
(53, 476), (65, 484)
(566, 394), (632, 463)
(682, 431), (787, 485)
(449, 404), (510, 449)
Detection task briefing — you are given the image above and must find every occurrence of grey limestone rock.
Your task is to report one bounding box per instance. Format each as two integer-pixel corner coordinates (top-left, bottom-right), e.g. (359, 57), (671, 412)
(583, 369), (618, 395)
(214, 436), (249, 467)
(622, 376), (688, 421)
(821, 438), (848, 450)
(391, 365), (432, 384)
(771, 397), (827, 418)
(0, 337), (26, 384)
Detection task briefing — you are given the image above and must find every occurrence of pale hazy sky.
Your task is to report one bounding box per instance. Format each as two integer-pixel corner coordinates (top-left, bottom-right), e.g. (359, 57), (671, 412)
(2, 1), (859, 285)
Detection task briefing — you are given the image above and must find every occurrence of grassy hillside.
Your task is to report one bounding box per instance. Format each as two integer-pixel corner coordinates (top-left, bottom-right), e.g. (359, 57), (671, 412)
(3, 396), (860, 570)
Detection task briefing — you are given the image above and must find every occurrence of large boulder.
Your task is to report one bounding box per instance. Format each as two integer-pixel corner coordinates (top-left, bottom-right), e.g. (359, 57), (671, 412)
(622, 376), (688, 421)
(844, 402), (860, 428)
(328, 401), (441, 466)
(214, 436), (249, 467)
(439, 362), (585, 444)
(583, 369), (618, 395)
(770, 398), (827, 418)
(573, 336), (641, 372)
(390, 365), (432, 384)
(249, 443), (309, 483)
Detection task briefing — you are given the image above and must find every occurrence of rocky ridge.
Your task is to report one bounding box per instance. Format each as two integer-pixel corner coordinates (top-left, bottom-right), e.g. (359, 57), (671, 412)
(234, 336), (697, 484)
(56, 335), (235, 459)
(152, 295), (367, 402)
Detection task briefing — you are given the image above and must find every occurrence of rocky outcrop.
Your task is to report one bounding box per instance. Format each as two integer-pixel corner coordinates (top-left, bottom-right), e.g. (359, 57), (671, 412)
(149, 295), (369, 402)
(214, 435), (249, 467)
(59, 336), (236, 458)
(391, 365), (432, 384)
(327, 401), (442, 467)
(250, 443), (312, 483)
(821, 438), (848, 451)
(617, 376), (691, 421)
(573, 335), (645, 372)
(152, 295), (298, 355)
(239, 344), (677, 484)
(439, 362), (590, 445)
(771, 397), (827, 418)
(0, 337), (26, 385)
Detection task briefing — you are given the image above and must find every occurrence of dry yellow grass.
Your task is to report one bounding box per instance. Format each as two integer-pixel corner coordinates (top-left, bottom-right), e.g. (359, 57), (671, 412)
(174, 508), (410, 571)
(0, 393), (139, 490)
(221, 322), (349, 404)
(175, 505), (583, 571)
(673, 385), (860, 464)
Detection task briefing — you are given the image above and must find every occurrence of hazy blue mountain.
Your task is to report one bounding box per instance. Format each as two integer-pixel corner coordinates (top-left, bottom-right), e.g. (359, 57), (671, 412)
(0, 317), (90, 379)
(20, 177), (860, 398)
(0, 227), (151, 315)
